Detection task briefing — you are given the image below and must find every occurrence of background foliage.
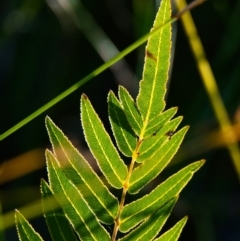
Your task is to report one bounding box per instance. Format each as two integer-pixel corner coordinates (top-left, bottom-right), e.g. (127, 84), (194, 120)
(0, 0), (240, 240)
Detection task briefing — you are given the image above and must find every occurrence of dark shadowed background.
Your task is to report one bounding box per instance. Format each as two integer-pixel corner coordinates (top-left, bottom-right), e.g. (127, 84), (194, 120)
(0, 0), (240, 240)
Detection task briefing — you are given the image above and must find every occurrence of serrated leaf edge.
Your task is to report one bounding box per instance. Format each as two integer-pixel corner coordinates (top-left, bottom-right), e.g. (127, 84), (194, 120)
(46, 117), (118, 221)
(81, 94), (128, 188)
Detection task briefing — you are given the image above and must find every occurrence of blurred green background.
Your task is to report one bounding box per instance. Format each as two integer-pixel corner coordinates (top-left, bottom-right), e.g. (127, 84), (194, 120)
(0, 0), (240, 240)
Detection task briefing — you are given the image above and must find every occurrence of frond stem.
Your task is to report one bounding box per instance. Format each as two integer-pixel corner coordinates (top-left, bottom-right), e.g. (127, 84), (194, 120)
(111, 139), (142, 241)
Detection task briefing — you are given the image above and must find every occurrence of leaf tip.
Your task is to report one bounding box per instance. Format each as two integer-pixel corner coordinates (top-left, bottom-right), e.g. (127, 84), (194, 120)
(193, 159), (205, 172)
(45, 116), (55, 131)
(107, 90), (114, 100)
(185, 125), (190, 130)
(45, 116), (51, 124)
(181, 216), (189, 225)
(15, 210), (22, 223)
(81, 93), (88, 100)
(199, 159), (206, 166)
(45, 149), (53, 161)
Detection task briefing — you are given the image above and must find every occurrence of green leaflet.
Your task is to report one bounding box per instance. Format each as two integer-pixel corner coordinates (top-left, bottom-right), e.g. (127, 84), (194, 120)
(81, 94), (128, 189)
(46, 150), (110, 241)
(137, 116), (183, 163)
(15, 211), (44, 241)
(154, 217), (188, 241)
(108, 91), (137, 157)
(120, 160), (204, 233)
(40, 179), (78, 241)
(142, 107), (178, 139)
(137, 0), (172, 129)
(46, 117), (118, 224)
(119, 197), (178, 241)
(129, 126), (188, 194)
(118, 86), (143, 136)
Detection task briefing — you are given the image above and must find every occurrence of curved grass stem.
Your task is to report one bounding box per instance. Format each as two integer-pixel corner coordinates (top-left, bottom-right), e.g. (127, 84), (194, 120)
(175, 0), (240, 178)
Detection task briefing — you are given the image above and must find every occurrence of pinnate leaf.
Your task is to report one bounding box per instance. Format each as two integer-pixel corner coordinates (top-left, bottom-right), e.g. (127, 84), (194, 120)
(15, 0), (205, 240)
(81, 94), (127, 188)
(46, 116), (118, 224)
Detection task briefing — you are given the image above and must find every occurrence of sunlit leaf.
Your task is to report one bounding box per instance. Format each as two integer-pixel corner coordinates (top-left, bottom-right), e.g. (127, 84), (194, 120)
(108, 91), (137, 157)
(81, 94), (128, 188)
(15, 0), (205, 240)
(15, 211), (44, 241)
(118, 86), (143, 136)
(137, 116), (183, 163)
(46, 116), (118, 224)
(143, 107), (178, 139)
(119, 197), (178, 241)
(129, 126), (188, 194)
(137, 0), (172, 131)
(154, 217), (188, 241)
(46, 150), (110, 241)
(40, 179), (78, 241)
(120, 160), (204, 232)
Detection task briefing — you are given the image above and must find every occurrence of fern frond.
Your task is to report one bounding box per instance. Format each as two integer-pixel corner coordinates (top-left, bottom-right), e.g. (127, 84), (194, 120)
(15, 0), (204, 240)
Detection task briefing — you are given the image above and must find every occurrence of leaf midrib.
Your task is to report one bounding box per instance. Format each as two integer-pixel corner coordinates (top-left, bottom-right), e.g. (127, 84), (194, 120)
(111, 98), (133, 152)
(84, 100), (124, 184)
(141, 2), (168, 139)
(52, 163), (100, 241)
